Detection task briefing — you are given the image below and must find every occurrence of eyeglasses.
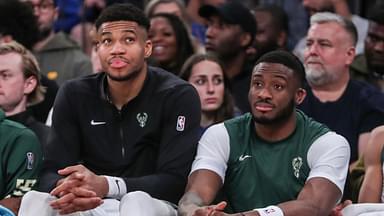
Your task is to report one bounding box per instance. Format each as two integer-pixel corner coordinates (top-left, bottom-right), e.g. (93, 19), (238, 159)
(24, 1), (55, 13)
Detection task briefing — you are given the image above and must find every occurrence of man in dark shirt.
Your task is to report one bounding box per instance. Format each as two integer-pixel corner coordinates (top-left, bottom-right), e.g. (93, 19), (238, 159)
(199, 1), (257, 113)
(298, 12), (384, 164)
(350, 4), (384, 92)
(19, 3), (200, 216)
(248, 4), (289, 62)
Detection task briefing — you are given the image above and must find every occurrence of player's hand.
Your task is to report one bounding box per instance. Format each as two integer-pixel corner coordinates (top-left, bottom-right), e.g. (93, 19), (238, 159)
(51, 164), (108, 198)
(49, 164), (108, 214)
(192, 201), (227, 216)
(329, 200), (352, 216)
(50, 187), (103, 214)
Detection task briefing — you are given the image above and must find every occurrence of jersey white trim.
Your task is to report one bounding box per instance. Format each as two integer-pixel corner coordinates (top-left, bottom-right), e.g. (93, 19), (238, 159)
(190, 123), (230, 183)
(307, 131), (350, 193)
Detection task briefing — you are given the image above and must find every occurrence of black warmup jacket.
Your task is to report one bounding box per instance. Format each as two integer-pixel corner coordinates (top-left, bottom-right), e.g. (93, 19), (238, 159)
(8, 109), (50, 150)
(39, 66), (201, 203)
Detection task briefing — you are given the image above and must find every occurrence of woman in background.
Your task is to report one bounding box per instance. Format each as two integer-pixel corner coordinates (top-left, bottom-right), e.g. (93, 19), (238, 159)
(180, 53), (235, 136)
(145, 0), (204, 52)
(148, 13), (195, 75)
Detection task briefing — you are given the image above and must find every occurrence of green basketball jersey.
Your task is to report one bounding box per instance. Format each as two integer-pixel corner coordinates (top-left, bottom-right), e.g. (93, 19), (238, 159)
(0, 109), (42, 199)
(223, 110), (330, 212)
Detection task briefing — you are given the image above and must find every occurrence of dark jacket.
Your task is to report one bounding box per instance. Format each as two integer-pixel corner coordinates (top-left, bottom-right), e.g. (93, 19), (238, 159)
(34, 32), (92, 86)
(7, 109), (50, 151)
(350, 54), (384, 92)
(39, 67), (201, 203)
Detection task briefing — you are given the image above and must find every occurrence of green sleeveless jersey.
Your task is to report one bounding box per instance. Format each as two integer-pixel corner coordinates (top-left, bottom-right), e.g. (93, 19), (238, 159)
(223, 110), (330, 212)
(0, 110), (42, 199)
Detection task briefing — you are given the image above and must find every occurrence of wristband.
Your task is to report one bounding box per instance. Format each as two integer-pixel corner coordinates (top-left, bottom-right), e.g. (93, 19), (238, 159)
(104, 176), (127, 199)
(254, 206), (284, 216)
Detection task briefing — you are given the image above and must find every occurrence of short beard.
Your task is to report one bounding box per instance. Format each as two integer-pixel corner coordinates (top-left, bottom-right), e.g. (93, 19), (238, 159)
(107, 68), (141, 82)
(253, 99), (295, 125)
(305, 66), (334, 87)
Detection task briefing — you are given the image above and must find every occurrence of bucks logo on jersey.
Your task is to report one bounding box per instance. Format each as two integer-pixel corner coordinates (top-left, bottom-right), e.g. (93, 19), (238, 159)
(292, 156), (303, 178)
(136, 112), (148, 128)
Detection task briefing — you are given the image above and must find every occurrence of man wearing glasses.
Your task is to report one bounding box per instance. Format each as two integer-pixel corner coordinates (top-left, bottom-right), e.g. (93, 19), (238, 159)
(24, 0), (92, 87)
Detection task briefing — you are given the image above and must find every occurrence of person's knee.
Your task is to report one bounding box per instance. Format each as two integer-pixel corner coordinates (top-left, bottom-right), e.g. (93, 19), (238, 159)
(121, 191), (152, 205)
(19, 191), (57, 216)
(120, 191), (153, 214)
(22, 190), (52, 203)
(120, 191), (177, 216)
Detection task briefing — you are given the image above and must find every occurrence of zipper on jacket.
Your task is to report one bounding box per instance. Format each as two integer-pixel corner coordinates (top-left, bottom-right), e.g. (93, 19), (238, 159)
(118, 110), (125, 158)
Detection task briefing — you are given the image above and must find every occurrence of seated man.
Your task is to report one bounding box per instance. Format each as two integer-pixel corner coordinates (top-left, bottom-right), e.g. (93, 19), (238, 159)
(178, 50), (351, 216)
(0, 108), (42, 215)
(18, 3), (200, 216)
(0, 0), (59, 123)
(359, 125), (384, 203)
(337, 125), (384, 216)
(0, 41), (50, 149)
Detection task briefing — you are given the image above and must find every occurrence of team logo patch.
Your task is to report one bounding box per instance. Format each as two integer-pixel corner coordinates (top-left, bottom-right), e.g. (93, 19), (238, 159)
(136, 112), (148, 128)
(292, 156), (303, 178)
(26, 152), (34, 170)
(176, 116), (185, 131)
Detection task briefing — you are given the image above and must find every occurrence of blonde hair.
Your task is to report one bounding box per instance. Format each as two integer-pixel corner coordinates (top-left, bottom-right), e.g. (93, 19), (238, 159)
(0, 41), (45, 106)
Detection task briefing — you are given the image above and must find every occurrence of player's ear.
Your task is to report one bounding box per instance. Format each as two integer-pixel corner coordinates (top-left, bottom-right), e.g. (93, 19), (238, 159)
(144, 39), (152, 59)
(295, 88), (306, 105)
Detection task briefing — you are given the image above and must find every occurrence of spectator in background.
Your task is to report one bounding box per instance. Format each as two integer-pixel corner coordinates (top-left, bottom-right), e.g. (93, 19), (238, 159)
(0, 108), (42, 215)
(180, 53), (234, 136)
(294, 0), (368, 61)
(25, 0), (92, 86)
(0, 41), (50, 152)
(53, 0), (83, 34)
(298, 12), (384, 164)
(256, 0), (308, 51)
(0, 0), (58, 123)
(55, 0), (144, 34)
(185, 0), (226, 46)
(88, 26), (103, 74)
(148, 13), (195, 75)
(350, 4), (384, 92)
(199, 1), (257, 114)
(0, 0), (39, 50)
(145, 0), (204, 54)
(69, 0), (144, 56)
(247, 4), (289, 62)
